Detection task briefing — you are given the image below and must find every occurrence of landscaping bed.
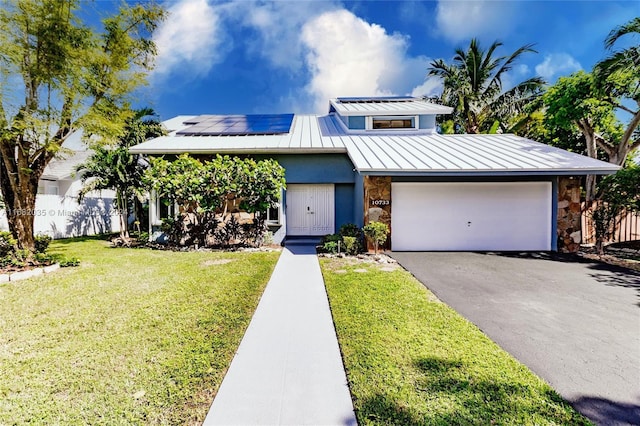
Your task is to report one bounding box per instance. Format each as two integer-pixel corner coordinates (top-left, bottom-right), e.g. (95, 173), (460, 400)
(320, 257), (590, 425)
(579, 241), (640, 272)
(0, 237), (279, 424)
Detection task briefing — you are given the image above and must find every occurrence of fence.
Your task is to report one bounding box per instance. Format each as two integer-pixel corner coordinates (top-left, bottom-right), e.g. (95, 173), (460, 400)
(0, 194), (121, 239)
(581, 203), (640, 244)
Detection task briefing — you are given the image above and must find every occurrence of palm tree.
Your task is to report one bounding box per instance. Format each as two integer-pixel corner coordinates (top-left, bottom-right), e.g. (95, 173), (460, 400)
(597, 17), (640, 84)
(76, 108), (165, 240)
(428, 39), (545, 134)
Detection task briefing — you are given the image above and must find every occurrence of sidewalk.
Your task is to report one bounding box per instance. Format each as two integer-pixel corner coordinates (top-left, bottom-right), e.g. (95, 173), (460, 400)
(203, 244), (357, 426)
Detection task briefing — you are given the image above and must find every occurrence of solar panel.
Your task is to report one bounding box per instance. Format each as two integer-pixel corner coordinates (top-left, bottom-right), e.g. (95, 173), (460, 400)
(178, 114), (294, 136)
(336, 96), (415, 103)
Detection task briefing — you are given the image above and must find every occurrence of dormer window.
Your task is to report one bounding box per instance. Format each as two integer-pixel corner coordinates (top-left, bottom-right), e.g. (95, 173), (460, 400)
(367, 115), (418, 131)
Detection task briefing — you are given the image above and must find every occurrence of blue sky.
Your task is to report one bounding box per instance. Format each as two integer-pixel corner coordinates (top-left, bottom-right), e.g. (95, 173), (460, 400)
(127, 0), (638, 120)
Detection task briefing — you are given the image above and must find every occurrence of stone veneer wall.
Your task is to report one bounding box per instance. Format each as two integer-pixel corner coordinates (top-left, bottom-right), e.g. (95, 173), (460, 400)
(363, 176), (392, 251)
(557, 176), (582, 253)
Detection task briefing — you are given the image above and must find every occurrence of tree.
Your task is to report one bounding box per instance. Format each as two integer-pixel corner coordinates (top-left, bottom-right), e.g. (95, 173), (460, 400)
(595, 16), (640, 166)
(76, 108), (165, 241)
(0, 0), (165, 251)
(363, 221), (389, 254)
(543, 71), (623, 201)
(590, 165), (640, 254)
(428, 39), (545, 134)
(143, 155), (286, 247)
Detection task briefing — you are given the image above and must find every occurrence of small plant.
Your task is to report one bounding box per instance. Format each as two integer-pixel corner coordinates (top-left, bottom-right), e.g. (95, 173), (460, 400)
(322, 241), (338, 254)
(34, 234), (52, 254)
(0, 231), (16, 257)
(137, 232), (149, 243)
(59, 257), (81, 267)
(342, 236), (358, 255)
(363, 221), (390, 254)
(339, 223), (363, 253)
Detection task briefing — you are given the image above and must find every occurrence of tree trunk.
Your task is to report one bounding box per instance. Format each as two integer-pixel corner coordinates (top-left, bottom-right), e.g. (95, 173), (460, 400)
(117, 190), (130, 240)
(0, 162), (39, 252)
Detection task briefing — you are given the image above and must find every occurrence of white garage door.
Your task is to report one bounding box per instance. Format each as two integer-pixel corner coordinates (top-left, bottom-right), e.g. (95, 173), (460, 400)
(391, 182), (552, 251)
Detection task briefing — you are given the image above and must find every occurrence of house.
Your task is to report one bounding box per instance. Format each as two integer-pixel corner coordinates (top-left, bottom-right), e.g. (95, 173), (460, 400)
(0, 134), (121, 239)
(129, 97), (619, 252)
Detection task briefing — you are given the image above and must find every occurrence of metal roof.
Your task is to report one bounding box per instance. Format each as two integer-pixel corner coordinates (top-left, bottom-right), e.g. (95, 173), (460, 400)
(129, 114), (620, 176)
(329, 97), (453, 116)
(130, 115), (342, 154)
(339, 133), (619, 176)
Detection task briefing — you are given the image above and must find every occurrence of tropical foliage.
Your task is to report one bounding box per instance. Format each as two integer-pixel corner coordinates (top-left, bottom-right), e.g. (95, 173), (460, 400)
(428, 39), (545, 134)
(589, 165), (640, 253)
(143, 155), (285, 247)
(76, 108), (166, 240)
(0, 0), (165, 251)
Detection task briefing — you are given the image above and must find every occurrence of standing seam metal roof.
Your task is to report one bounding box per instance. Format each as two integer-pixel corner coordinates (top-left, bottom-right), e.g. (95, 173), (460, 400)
(128, 114), (619, 176)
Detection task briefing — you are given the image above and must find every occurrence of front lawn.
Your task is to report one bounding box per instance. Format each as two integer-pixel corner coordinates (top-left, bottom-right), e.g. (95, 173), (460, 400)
(321, 258), (590, 425)
(0, 238), (279, 424)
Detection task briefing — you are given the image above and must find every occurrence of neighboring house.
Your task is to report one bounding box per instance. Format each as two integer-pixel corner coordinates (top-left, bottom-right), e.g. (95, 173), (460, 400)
(0, 138), (121, 238)
(130, 97), (619, 253)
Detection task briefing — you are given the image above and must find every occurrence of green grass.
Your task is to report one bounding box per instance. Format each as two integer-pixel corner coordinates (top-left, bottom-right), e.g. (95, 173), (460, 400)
(0, 237), (279, 425)
(321, 258), (590, 425)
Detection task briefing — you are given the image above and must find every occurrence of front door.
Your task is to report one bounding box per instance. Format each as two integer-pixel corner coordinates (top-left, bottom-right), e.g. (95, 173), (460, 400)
(286, 184), (335, 236)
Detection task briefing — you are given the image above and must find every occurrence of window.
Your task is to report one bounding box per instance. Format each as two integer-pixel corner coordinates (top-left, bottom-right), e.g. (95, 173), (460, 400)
(152, 192), (176, 225)
(367, 115), (418, 130)
(158, 198), (174, 220)
(266, 203), (280, 225)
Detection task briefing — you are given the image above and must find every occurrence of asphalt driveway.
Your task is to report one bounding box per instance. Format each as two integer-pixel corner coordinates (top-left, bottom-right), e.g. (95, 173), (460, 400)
(391, 252), (640, 426)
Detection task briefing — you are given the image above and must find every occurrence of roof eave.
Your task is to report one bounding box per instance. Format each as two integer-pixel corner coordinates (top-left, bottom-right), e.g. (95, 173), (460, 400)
(358, 168), (620, 177)
(128, 147), (348, 155)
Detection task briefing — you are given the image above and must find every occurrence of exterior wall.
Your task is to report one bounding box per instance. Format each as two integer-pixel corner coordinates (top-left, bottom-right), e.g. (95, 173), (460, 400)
(419, 115), (436, 130)
(0, 192), (120, 239)
(363, 176), (391, 251)
(348, 116), (366, 130)
(556, 176), (582, 253)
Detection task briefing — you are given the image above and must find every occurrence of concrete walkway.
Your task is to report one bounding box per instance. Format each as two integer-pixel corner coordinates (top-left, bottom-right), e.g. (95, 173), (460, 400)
(203, 244), (357, 426)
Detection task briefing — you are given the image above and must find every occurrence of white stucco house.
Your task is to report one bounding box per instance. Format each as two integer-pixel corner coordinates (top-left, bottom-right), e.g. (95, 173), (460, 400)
(130, 97), (619, 252)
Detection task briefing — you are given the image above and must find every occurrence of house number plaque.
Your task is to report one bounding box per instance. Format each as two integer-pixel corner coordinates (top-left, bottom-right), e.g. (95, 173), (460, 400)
(370, 199), (390, 206)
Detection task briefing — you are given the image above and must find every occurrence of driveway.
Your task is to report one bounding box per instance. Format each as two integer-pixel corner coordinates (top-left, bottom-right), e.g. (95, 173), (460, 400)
(390, 252), (640, 426)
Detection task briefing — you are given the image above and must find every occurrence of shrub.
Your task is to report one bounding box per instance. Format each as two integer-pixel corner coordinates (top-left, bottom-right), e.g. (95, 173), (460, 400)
(34, 234), (52, 254)
(323, 241), (338, 254)
(339, 223), (364, 253)
(342, 236), (358, 255)
(0, 231), (16, 257)
(59, 257), (81, 267)
(363, 221), (390, 254)
(137, 232), (149, 243)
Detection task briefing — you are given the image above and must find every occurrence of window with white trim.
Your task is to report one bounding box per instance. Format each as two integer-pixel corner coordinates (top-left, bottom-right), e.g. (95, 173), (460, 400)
(367, 115), (418, 130)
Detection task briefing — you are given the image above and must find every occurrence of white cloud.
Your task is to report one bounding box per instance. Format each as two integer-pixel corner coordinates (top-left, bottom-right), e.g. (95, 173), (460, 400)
(223, 1), (339, 72)
(152, 0), (225, 79)
(435, 0), (516, 42)
(535, 53), (582, 80)
(301, 10), (436, 112)
(411, 77), (443, 98)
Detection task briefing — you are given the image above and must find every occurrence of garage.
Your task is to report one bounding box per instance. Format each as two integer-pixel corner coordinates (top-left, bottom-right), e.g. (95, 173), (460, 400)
(391, 181), (553, 251)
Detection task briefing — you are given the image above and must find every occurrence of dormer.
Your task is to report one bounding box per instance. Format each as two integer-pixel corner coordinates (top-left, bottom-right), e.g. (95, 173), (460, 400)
(328, 97), (453, 135)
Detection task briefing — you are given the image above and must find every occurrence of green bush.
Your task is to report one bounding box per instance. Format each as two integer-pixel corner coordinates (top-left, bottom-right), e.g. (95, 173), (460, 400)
(0, 231), (16, 257)
(34, 234), (52, 254)
(59, 257), (81, 267)
(342, 236), (358, 255)
(322, 241), (338, 254)
(339, 223), (364, 253)
(137, 232), (149, 243)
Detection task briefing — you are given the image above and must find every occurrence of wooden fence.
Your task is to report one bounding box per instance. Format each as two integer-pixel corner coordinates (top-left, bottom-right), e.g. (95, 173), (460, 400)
(581, 203), (640, 244)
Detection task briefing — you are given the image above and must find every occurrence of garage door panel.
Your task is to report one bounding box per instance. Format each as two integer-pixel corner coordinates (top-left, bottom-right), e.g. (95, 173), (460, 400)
(391, 182), (552, 251)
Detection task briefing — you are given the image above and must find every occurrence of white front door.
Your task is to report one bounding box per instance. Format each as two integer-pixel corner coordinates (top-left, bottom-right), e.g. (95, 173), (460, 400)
(286, 184), (335, 236)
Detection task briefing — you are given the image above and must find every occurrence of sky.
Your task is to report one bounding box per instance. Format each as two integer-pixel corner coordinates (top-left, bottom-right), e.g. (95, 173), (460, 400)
(120, 0), (638, 120)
